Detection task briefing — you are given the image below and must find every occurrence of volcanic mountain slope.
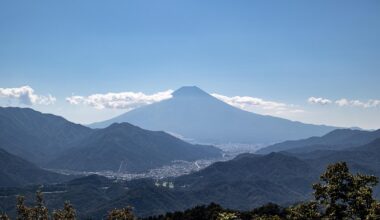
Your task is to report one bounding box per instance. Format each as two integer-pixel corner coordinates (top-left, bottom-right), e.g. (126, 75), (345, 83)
(48, 122), (222, 172)
(91, 86), (336, 145)
(257, 128), (380, 154)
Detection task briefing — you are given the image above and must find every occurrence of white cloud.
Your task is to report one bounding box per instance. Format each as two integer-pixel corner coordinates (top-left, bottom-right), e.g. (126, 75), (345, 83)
(66, 89), (304, 117)
(335, 98), (349, 107)
(307, 97), (332, 105)
(0, 86), (56, 105)
(308, 96), (380, 108)
(66, 90), (174, 110)
(367, 100), (380, 108)
(211, 93), (304, 116)
(335, 98), (380, 108)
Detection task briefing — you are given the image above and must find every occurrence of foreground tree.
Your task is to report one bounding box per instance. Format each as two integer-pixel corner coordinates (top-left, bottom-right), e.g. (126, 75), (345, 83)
(250, 215), (281, 220)
(216, 212), (239, 220)
(286, 201), (320, 220)
(16, 190), (49, 220)
(52, 201), (76, 220)
(366, 201), (380, 220)
(31, 191), (49, 220)
(107, 207), (135, 220)
(16, 195), (32, 220)
(250, 203), (285, 218)
(0, 213), (10, 220)
(313, 162), (378, 219)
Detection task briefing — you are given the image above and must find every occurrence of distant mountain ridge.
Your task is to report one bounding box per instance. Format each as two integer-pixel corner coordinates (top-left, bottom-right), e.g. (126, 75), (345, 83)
(0, 148), (70, 187)
(303, 138), (380, 175)
(257, 128), (380, 154)
(48, 122), (221, 172)
(0, 107), (93, 165)
(54, 139), (380, 217)
(91, 86), (336, 145)
(174, 152), (318, 204)
(0, 107), (222, 173)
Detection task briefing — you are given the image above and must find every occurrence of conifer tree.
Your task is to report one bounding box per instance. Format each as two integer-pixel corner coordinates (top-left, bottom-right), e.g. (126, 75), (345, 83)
(0, 213), (10, 220)
(286, 201), (320, 220)
(31, 190), (49, 220)
(52, 201), (76, 220)
(366, 201), (380, 220)
(107, 207), (135, 220)
(16, 195), (31, 220)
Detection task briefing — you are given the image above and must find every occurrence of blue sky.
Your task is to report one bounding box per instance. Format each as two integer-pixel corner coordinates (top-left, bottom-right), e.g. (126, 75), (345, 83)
(0, 0), (379, 129)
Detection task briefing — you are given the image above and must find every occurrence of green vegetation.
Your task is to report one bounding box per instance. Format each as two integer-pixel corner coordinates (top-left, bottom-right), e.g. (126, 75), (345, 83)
(1, 190), (132, 220)
(145, 162), (380, 220)
(16, 191), (49, 220)
(52, 201), (76, 220)
(313, 162), (378, 219)
(107, 207), (134, 220)
(1, 162), (379, 220)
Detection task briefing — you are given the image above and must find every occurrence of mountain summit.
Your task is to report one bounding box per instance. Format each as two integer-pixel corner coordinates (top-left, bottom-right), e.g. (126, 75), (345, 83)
(90, 86), (336, 144)
(172, 86), (211, 98)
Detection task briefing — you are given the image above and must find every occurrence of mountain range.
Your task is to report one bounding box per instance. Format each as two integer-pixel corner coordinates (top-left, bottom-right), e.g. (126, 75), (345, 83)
(90, 86), (336, 145)
(303, 138), (380, 175)
(0, 152), (318, 218)
(257, 128), (380, 154)
(48, 122), (221, 172)
(0, 107), (221, 174)
(1, 135), (380, 218)
(2, 134), (380, 218)
(0, 148), (70, 187)
(0, 107), (92, 166)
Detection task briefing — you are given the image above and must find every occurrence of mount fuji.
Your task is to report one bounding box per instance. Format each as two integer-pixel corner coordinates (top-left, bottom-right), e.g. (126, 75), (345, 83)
(90, 86), (336, 145)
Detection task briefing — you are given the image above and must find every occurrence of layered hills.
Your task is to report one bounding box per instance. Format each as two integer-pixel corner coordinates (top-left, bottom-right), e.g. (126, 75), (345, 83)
(48, 122), (221, 172)
(0, 107), (222, 174)
(257, 128), (380, 154)
(0, 148), (70, 187)
(0, 107), (92, 165)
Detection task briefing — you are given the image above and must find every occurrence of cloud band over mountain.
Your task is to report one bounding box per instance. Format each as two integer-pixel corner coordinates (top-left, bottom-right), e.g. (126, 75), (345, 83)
(65, 89), (304, 116)
(66, 90), (174, 110)
(308, 97), (380, 108)
(0, 86), (56, 105)
(211, 93), (304, 115)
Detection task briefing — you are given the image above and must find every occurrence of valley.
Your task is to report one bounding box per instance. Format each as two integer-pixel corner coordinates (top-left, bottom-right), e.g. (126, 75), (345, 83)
(49, 157), (231, 181)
